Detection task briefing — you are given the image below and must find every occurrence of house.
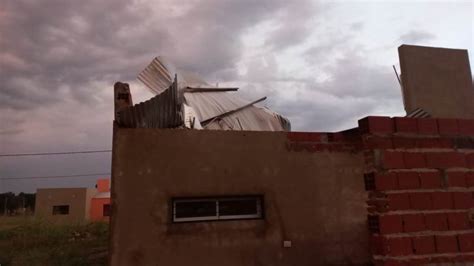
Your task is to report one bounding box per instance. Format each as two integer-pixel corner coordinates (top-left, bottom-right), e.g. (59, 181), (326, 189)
(35, 187), (95, 223)
(90, 178), (111, 222)
(110, 45), (474, 265)
(35, 178), (110, 223)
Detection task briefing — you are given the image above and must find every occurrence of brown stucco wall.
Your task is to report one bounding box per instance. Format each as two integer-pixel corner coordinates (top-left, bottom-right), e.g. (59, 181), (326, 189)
(110, 129), (369, 265)
(398, 44), (474, 118)
(35, 187), (95, 223)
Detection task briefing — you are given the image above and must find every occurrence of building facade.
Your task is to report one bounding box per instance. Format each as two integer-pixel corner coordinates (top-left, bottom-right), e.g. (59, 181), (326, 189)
(35, 187), (95, 223)
(110, 45), (474, 265)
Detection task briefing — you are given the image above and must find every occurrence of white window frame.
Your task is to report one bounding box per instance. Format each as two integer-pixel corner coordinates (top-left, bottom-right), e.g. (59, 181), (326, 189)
(172, 196), (263, 223)
(173, 198), (218, 222)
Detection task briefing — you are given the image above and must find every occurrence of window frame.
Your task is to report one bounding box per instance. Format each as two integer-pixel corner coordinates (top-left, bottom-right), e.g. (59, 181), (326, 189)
(103, 203), (111, 217)
(171, 195), (264, 223)
(52, 205), (70, 215)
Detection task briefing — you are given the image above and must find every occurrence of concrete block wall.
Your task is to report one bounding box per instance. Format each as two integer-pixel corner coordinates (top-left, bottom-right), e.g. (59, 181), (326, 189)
(360, 116), (474, 265)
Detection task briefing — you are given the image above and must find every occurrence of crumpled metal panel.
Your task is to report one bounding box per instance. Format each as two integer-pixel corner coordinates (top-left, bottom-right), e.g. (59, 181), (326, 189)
(135, 56), (291, 131)
(138, 57), (173, 95)
(184, 92), (290, 131)
(116, 78), (182, 128)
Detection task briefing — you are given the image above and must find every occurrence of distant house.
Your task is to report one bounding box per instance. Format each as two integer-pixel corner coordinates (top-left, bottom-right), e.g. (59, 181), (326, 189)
(90, 179), (111, 222)
(35, 178), (110, 223)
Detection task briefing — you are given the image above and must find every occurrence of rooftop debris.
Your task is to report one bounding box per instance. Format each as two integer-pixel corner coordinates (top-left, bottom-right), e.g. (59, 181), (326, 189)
(114, 57), (290, 131)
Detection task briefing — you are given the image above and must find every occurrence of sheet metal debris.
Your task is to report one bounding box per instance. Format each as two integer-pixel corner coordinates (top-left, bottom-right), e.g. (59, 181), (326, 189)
(127, 57), (291, 131)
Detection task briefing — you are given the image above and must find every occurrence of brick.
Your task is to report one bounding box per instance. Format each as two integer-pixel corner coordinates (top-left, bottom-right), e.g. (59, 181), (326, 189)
(432, 192), (454, 210)
(413, 235), (436, 255)
(375, 173), (398, 191)
(466, 172), (474, 187)
(403, 213), (425, 232)
(453, 137), (474, 149)
(467, 153), (474, 168)
(386, 237), (413, 256)
(425, 152), (466, 168)
(458, 233), (474, 252)
(431, 256), (461, 263)
(383, 151), (405, 169)
(419, 171), (443, 189)
(403, 153), (426, 168)
(370, 235), (386, 255)
(457, 119), (474, 136)
(416, 138), (453, 149)
(437, 138), (454, 148)
(410, 193), (432, 210)
(374, 259), (408, 266)
(394, 117), (418, 134)
(417, 138), (440, 149)
(380, 215), (403, 234)
(397, 172), (420, 189)
(438, 118), (459, 135)
(407, 258), (432, 265)
(365, 136), (393, 149)
(392, 137), (416, 149)
(425, 213), (448, 231)
(417, 118), (438, 135)
(453, 192), (473, 209)
(435, 235), (459, 253)
(458, 254), (474, 262)
(388, 193), (411, 211)
(367, 198), (390, 213)
(447, 171), (467, 187)
(447, 212), (469, 230)
(358, 116), (394, 135)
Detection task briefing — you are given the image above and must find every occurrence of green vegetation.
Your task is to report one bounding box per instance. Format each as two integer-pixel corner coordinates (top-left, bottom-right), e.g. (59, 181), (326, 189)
(0, 216), (108, 266)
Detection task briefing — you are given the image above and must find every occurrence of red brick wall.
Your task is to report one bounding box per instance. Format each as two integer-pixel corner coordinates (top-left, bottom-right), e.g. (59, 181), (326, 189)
(361, 116), (474, 265)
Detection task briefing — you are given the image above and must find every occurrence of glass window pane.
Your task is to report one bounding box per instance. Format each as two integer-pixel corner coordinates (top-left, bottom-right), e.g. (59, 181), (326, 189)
(103, 204), (111, 217)
(218, 198), (258, 216)
(175, 200), (216, 218)
(52, 205), (69, 215)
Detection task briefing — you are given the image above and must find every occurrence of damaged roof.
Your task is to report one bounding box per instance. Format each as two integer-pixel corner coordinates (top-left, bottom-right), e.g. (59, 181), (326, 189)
(115, 57), (290, 131)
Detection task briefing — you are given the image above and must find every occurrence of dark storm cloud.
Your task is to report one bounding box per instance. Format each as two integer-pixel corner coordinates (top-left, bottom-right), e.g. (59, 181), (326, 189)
(0, 0), (321, 192)
(1, 0), (317, 111)
(399, 30), (436, 44)
(1, 0), (155, 110)
(264, 1), (323, 50)
(240, 23), (402, 131)
(237, 48), (403, 132)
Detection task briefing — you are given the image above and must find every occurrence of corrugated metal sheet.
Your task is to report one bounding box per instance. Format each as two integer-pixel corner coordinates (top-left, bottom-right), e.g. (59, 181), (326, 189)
(135, 56), (291, 131)
(116, 78), (182, 128)
(184, 92), (290, 131)
(137, 57), (173, 94)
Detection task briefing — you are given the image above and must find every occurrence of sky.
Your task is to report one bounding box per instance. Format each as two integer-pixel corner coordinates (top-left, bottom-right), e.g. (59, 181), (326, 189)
(0, 0), (473, 193)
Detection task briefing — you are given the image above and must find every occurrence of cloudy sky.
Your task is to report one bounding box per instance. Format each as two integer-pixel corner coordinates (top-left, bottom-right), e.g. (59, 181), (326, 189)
(0, 0), (473, 193)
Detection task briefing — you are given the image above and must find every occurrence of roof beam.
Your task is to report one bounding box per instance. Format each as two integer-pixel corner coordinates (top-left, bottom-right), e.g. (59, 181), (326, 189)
(184, 87), (239, 93)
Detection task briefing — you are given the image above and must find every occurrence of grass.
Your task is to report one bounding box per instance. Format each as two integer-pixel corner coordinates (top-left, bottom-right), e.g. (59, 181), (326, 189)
(0, 216), (108, 266)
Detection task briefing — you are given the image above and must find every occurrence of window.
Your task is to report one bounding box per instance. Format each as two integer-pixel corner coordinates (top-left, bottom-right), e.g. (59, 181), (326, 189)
(172, 196), (263, 222)
(52, 205), (69, 215)
(103, 204), (111, 217)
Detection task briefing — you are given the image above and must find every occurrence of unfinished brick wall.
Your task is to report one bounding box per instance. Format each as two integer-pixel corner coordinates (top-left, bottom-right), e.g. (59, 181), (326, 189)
(361, 116), (474, 265)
